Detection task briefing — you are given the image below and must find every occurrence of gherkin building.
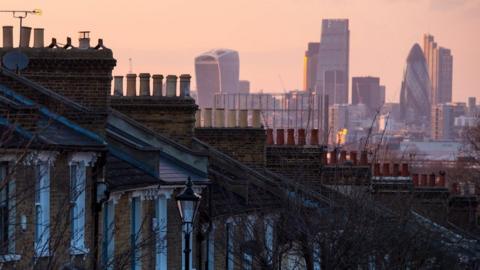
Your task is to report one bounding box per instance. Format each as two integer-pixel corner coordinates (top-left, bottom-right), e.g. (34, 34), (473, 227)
(400, 43), (432, 126)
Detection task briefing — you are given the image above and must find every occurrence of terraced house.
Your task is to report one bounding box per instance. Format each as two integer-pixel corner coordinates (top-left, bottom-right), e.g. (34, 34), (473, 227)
(0, 26), (479, 270)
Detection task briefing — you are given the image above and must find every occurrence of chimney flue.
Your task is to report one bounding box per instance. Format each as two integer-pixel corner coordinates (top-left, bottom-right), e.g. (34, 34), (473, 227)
(287, 129), (295, 145)
(203, 108), (212, 127)
(276, 129), (284, 145)
(214, 108), (225, 128)
(126, 73), (137, 96)
(298, 129), (306, 145)
(152, 75), (164, 96)
(266, 129), (274, 145)
(227, 109), (236, 127)
(19, 26), (32, 48)
(238, 110), (248, 128)
(2, 26), (13, 48)
(166, 75), (177, 97)
(33, 28), (44, 48)
(195, 109), (201, 128)
(78, 31), (90, 49)
(113, 76), (124, 96)
(139, 73), (151, 96)
(350, 151), (358, 165)
(252, 110), (261, 128)
(310, 129), (319, 145)
(179, 74), (191, 97)
(360, 151), (368, 165)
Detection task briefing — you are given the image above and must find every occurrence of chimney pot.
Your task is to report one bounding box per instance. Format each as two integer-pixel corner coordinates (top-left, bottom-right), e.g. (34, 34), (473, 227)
(412, 174), (419, 186)
(382, 163), (391, 176)
(195, 109), (201, 128)
(251, 109), (261, 128)
(330, 149), (338, 165)
(428, 173), (436, 187)
(203, 108), (213, 127)
(266, 129), (274, 145)
(276, 129), (285, 145)
(166, 75), (177, 97)
(2, 26), (13, 48)
(287, 129), (295, 145)
(113, 76), (124, 96)
(298, 129), (306, 145)
(321, 151), (328, 165)
(310, 129), (319, 145)
(437, 171), (446, 187)
(374, 163), (381, 176)
(451, 182), (460, 194)
(340, 150), (347, 163)
(360, 150), (368, 165)
(179, 74), (191, 97)
(78, 31), (90, 49)
(393, 163), (400, 176)
(401, 163), (409, 176)
(152, 74), (164, 96)
(214, 108), (225, 128)
(126, 74), (137, 96)
(350, 151), (358, 165)
(139, 73), (151, 96)
(227, 109), (236, 127)
(238, 110), (248, 128)
(19, 26), (32, 48)
(33, 28), (44, 48)
(420, 174), (428, 186)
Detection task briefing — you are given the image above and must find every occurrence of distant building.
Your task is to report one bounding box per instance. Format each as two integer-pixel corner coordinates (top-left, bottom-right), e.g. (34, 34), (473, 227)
(328, 104), (349, 144)
(351, 76), (385, 116)
(238, 80), (250, 94)
(195, 49), (239, 108)
(423, 34), (453, 104)
(400, 44), (431, 126)
(468, 97), (477, 117)
(431, 103), (455, 140)
(315, 19), (349, 105)
(303, 42), (320, 92)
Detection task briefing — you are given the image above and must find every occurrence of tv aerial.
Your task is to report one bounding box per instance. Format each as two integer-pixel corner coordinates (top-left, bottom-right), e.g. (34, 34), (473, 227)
(2, 50), (29, 73)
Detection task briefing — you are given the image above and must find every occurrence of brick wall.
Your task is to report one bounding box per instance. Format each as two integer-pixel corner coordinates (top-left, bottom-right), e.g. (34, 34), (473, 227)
(0, 48), (116, 135)
(111, 96), (197, 146)
(195, 128), (266, 167)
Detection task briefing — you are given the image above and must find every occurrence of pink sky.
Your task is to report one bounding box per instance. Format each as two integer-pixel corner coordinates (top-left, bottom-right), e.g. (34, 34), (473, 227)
(2, 0), (479, 103)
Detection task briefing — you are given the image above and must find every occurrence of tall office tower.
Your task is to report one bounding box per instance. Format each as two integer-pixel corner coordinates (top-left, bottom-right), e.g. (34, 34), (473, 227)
(423, 34), (453, 104)
(315, 19), (349, 105)
(351, 76), (385, 116)
(431, 103), (454, 140)
(328, 103), (349, 145)
(468, 97), (477, 117)
(195, 49), (240, 108)
(303, 42), (320, 92)
(238, 80), (250, 94)
(400, 44), (431, 126)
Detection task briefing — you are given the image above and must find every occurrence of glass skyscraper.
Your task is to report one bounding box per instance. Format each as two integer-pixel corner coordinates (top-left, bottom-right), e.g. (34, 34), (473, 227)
(400, 44), (432, 126)
(195, 49), (240, 108)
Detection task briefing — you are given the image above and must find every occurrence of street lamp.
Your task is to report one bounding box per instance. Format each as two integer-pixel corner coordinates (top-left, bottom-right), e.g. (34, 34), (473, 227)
(176, 177), (201, 270)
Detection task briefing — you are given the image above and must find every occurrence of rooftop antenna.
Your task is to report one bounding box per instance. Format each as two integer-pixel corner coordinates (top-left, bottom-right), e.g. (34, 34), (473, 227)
(0, 9), (42, 45)
(128, 58), (133, 73)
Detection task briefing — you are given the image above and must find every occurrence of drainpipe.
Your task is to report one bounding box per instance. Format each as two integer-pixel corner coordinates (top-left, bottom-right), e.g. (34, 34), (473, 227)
(92, 153), (106, 270)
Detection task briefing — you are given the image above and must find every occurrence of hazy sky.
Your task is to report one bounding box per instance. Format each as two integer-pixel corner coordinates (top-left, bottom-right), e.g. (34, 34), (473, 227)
(2, 0), (479, 102)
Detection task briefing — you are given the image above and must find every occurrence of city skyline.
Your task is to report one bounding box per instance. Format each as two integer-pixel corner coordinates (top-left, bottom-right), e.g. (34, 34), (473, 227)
(1, 0), (478, 103)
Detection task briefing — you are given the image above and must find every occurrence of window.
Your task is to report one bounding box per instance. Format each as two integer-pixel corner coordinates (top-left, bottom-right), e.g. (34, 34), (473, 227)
(102, 200), (115, 270)
(131, 197), (142, 270)
(0, 163), (14, 255)
(207, 227), (215, 270)
(35, 162), (50, 257)
(155, 196), (167, 270)
(70, 162), (87, 254)
(264, 217), (274, 266)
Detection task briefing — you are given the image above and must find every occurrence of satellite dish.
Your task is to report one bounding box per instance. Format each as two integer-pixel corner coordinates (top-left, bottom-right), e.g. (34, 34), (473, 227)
(2, 50), (29, 71)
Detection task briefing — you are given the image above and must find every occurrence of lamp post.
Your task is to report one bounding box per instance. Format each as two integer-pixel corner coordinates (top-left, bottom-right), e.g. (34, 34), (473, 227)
(176, 177), (201, 270)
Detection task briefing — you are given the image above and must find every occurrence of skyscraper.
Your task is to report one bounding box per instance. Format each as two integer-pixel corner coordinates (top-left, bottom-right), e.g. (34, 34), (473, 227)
(303, 42), (320, 92)
(431, 103), (454, 140)
(352, 76), (385, 116)
(315, 19), (349, 105)
(423, 34), (453, 105)
(195, 49), (240, 108)
(400, 44), (431, 126)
